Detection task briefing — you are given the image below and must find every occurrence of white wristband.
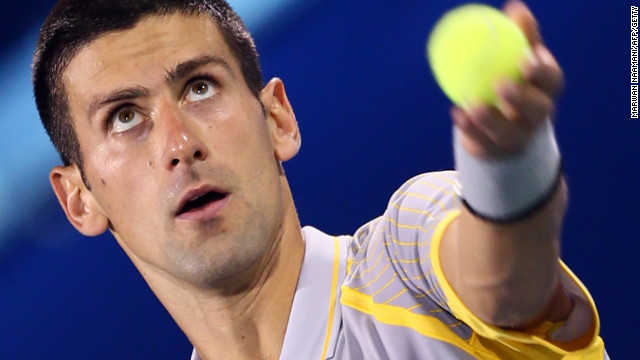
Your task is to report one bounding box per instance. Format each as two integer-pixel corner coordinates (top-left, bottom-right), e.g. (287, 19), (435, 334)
(453, 119), (562, 221)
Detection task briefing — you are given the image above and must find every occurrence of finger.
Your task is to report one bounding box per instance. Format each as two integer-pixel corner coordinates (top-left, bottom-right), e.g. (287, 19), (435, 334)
(467, 105), (531, 152)
(503, 0), (542, 46)
(496, 81), (555, 128)
(523, 44), (565, 98)
(451, 107), (502, 158)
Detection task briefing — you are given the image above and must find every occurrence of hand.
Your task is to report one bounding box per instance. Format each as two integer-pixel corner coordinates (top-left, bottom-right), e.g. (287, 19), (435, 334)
(451, 0), (564, 159)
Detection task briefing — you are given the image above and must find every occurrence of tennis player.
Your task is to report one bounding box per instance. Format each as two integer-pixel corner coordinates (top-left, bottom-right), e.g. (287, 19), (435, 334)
(32, 0), (607, 358)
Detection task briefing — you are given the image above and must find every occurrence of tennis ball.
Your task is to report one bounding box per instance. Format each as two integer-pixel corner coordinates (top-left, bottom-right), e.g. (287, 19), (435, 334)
(427, 4), (531, 109)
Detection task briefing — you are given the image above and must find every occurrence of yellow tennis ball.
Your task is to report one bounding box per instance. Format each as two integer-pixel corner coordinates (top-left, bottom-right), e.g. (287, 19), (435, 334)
(427, 4), (531, 109)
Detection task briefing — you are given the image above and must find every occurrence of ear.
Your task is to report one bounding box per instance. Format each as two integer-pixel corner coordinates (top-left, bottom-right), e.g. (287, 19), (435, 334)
(260, 77), (301, 161)
(50, 165), (109, 236)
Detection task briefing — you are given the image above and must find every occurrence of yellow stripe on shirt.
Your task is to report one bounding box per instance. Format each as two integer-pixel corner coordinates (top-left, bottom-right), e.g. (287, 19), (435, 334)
(430, 210), (606, 359)
(320, 237), (341, 360)
(340, 285), (483, 358)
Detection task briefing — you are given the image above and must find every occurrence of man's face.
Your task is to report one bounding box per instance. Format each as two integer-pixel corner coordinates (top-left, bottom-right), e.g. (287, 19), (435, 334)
(62, 14), (287, 288)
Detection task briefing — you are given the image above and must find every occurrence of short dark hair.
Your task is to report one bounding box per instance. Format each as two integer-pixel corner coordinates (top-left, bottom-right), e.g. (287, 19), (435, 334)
(32, 0), (263, 174)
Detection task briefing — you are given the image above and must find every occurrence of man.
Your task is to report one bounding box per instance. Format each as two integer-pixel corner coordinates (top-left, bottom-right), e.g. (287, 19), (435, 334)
(32, 0), (606, 359)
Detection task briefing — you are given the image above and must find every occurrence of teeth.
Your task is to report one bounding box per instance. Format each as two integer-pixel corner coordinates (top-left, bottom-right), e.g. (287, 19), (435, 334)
(190, 194), (203, 202)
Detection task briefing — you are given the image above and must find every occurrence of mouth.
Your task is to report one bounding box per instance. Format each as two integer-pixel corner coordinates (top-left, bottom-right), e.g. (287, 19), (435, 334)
(175, 187), (230, 221)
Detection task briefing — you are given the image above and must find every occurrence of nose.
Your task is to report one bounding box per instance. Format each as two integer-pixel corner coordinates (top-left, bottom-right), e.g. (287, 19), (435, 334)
(161, 108), (209, 170)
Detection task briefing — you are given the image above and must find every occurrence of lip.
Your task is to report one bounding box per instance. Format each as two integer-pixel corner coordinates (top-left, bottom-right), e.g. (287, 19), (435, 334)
(175, 185), (231, 221)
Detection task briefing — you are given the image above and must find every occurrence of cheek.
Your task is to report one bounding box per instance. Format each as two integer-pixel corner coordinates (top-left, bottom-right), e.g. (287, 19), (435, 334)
(233, 118), (277, 188)
(211, 104), (282, 206)
(86, 143), (158, 225)
(209, 102), (274, 161)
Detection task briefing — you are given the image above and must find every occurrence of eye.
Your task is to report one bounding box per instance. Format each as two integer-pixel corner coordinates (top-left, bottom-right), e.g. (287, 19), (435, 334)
(110, 107), (144, 134)
(184, 79), (217, 103)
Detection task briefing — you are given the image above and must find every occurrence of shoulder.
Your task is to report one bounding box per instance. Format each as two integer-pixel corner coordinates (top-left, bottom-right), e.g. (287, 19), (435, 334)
(389, 171), (459, 211)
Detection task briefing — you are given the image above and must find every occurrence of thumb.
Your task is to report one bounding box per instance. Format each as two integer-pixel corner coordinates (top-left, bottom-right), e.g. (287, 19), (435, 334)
(503, 0), (542, 46)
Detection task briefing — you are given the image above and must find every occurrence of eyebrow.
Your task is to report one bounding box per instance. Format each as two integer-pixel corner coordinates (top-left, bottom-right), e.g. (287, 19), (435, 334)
(87, 86), (150, 124)
(165, 55), (234, 84)
(86, 55), (234, 124)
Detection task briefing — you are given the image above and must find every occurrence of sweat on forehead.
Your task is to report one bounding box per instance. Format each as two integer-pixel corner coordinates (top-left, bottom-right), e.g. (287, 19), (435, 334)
(32, 0), (262, 169)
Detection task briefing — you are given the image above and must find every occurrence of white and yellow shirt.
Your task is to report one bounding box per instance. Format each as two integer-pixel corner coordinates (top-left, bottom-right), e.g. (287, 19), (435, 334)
(194, 171), (607, 360)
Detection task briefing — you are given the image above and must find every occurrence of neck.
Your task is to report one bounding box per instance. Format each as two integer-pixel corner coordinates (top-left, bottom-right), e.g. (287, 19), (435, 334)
(130, 178), (305, 360)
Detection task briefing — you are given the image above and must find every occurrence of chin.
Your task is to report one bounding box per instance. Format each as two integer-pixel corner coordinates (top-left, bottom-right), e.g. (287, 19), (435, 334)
(169, 232), (270, 291)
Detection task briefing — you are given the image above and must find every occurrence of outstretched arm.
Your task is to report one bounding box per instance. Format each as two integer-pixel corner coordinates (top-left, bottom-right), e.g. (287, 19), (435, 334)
(439, 0), (575, 331)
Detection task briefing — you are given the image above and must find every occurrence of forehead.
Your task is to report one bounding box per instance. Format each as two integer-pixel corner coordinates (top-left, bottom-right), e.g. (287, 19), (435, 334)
(63, 13), (236, 109)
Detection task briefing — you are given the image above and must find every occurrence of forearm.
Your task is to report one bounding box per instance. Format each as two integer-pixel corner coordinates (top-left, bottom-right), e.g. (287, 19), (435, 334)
(442, 179), (571, 328)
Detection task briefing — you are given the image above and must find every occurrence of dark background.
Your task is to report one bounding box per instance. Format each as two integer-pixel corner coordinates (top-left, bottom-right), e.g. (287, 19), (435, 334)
(0, 0), (635, 358)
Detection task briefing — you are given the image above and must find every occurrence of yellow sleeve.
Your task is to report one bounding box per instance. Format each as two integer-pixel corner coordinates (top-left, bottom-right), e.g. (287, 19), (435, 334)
(430, 210), (607, 359)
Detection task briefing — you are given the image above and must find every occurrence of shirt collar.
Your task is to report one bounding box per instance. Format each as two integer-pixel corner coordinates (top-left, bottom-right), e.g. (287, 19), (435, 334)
(191, 226), (346, 360)
(278, 226), (346, 360)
